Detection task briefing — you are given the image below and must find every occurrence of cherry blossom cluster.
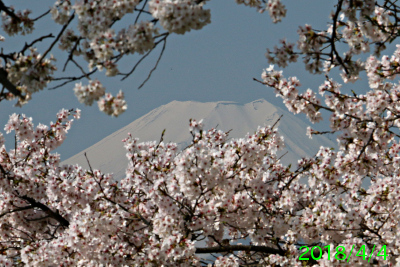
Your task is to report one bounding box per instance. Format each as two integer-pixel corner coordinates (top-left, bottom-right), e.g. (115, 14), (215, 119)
(97, 90), (127, 117)
(85, 20), (158, 76)
(117, 119), (287, 265)
(50, 0), (73, 25)
(365, 6), (392, 45)
(296, 24), (327, 74)
(265, 0), (286, 23)
(1, 6), (34, 36)
(341, 0), (375, 22)
(340, 21), (369, 55)
(5, 48), (56, 103)
(261, 65), (322, 123)
(264, 2), (400, 83)
(73, 0), (140, 39)
(266, 24), (328, 74)
(235, 0), (287, 23)
(87, 30), (117, 68)
(58, 29), (79, 52)
(148, 0), (211, 35)
(365, 44), (400, 90)
(116, 21), (159, 55)
(265, 39), (297, 68)
(73, 79), (105, 106)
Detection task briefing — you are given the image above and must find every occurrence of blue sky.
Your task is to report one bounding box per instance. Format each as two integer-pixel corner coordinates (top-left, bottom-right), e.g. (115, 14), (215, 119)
(0, 1), (337, 161)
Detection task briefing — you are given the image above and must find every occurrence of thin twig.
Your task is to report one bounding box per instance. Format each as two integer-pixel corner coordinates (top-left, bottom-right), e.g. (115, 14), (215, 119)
(138, 37), (167, 89)
(36, 13), (75, 67)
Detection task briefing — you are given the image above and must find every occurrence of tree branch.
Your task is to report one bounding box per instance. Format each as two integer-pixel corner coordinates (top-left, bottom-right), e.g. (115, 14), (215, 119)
(0, 1), (21, 23)
(35, 13), (75, 67)
(19, 195), (69, 227)
(0, 68), (23, 98)
(195, 245), (284, 255)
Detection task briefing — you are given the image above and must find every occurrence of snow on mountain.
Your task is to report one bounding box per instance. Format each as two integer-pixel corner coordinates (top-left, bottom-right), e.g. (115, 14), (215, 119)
(62, 99), (336, 180)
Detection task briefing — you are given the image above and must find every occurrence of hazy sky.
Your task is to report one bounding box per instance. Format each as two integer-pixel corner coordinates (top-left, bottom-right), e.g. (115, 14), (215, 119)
(1, 1), (340, 161)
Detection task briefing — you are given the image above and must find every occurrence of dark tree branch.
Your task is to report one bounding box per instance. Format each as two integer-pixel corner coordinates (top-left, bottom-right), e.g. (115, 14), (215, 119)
(134, 0), (149, 24)
(138, 36), (167, 89)
(195, 245), (284, 255)
(120, 33), (169, 81)
(0, 1), (21, 22)
(20, 33), (54, 54)
(0, 205), (33, 219)
(19, 195), (69, 227)
(48, 68), (97, 90)
(330, 0), (349, 74)
(0, 68), (23, 98)
(36, 13), (75, 67)
(32, 9), (51, 21)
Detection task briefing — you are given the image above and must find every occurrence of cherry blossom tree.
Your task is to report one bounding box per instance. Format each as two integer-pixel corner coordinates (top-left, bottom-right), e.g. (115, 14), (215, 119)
(2, 0), (400, 266)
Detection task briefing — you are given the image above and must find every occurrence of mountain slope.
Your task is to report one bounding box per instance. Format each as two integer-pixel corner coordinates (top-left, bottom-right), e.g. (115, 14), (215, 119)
(62, 99), (336, 180)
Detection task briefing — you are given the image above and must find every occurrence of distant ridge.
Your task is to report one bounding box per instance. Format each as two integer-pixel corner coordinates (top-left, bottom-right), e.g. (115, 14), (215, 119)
(62, 99), (336, 180)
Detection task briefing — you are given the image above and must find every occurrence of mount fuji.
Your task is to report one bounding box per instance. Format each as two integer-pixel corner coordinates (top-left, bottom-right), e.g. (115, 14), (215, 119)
(62, 99), (336, 180)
